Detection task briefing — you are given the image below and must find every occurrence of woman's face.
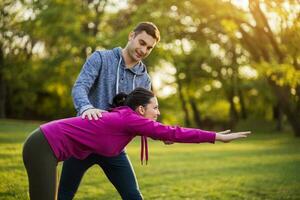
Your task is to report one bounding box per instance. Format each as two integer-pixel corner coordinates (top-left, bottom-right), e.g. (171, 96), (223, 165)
(137, 97), (160, 121)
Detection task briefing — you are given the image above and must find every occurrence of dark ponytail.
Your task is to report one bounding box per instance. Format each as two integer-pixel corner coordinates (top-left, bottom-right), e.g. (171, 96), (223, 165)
(111, 87), (155, 110)
(111, 93), (128, 108)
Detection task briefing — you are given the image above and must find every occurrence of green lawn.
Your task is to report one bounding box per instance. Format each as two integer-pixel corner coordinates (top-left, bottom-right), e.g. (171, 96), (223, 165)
(0, 119), (300, 200)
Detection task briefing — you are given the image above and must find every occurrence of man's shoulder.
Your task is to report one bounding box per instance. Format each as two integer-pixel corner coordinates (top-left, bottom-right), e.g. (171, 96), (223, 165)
(95, 49), (112, 54)
(95, 47), (119, 58)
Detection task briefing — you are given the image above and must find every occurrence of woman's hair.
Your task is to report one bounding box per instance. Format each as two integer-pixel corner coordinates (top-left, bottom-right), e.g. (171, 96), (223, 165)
(111, 87), (155, 110)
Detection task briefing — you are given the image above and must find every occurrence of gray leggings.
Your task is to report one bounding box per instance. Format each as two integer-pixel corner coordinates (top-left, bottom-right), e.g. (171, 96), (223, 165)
(22, 128), (58, 200)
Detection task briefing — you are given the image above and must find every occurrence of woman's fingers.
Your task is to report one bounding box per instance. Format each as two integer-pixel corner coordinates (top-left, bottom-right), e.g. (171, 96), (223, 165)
(219, 130), (231, 134)
(233, 131), (251, 139)
(230, 131), (251, 135)
(236, 131), (251, 136)
(237, 131), (251, 134)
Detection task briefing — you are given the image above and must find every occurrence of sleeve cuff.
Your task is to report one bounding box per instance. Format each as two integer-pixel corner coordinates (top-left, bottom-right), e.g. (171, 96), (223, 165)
(199, 131), (216, 143)
(79, 105), (94, 115)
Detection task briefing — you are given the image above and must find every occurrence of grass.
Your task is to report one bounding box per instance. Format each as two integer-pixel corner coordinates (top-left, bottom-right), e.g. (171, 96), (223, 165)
(0, 119), (300, 200)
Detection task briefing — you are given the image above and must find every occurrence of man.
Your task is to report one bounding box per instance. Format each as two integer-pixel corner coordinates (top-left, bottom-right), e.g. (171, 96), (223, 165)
(58, 22), (160, 200)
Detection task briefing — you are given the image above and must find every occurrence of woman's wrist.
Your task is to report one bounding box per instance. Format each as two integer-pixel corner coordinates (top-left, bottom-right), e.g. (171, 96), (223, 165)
(215, 133), (224, 142)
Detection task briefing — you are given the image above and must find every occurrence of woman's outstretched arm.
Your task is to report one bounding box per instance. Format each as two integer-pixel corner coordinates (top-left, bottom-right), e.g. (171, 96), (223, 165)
(124, 112), (251, 144)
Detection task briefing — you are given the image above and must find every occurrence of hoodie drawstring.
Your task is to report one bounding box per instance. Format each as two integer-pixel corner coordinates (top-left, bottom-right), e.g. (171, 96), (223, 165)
(132, 74), (136, 90)
(141, 135), (148, 165)
(116, 56), (148, 165)
(116, 57), (122, 94)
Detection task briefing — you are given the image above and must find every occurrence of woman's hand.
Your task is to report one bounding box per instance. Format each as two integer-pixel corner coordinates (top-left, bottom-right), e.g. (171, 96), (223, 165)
(215, 130), (251, 143)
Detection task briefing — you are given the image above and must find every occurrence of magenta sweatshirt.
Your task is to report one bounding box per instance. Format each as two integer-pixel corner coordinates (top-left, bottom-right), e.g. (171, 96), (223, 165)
(40, 106), (216, 162)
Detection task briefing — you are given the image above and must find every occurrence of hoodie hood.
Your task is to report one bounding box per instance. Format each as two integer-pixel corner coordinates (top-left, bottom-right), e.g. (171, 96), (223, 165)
(112, 47), (147, 76)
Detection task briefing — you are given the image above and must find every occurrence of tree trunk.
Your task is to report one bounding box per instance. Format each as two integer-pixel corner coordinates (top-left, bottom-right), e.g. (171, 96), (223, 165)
(176, 74), (191, 126)
(238, 88), (247, 119)
(189, 97), (201, 127)
(269, 80), (300, 135)
(286, 111), (300, 137)
(281, 101), (300, 136)
(0, 72), (6, 118)
(273, 104), (283, 131)
(227, 87), (239, 128)
(0, 47), (6, 118)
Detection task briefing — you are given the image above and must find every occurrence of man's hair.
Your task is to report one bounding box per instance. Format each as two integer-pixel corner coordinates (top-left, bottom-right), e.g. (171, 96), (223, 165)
(133, 22), (160, 42)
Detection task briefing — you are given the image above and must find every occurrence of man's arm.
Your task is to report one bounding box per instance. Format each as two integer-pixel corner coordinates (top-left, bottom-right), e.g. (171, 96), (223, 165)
(72, 51), (103, 117)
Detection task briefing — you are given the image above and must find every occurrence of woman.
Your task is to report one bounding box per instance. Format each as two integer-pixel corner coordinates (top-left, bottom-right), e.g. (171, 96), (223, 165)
(22, 88), (250, 200)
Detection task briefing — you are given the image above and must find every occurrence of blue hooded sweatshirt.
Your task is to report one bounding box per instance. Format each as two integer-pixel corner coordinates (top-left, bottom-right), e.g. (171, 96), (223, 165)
(72, 47), (152, 115)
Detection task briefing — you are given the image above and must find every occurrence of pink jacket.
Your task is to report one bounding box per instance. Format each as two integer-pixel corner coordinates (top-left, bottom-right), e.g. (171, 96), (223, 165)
(40, 106), (216, 162)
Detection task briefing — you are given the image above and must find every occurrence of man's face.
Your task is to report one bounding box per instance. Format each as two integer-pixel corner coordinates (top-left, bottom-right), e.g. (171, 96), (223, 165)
(127, 31), (157, 62)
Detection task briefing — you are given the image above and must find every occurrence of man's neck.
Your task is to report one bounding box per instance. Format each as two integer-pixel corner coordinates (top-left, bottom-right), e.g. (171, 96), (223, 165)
(121, 49), (139, 69)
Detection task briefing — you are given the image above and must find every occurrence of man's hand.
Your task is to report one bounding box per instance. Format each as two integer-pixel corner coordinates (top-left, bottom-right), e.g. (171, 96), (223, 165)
(216, 130), (251, 143)
(82, 108), (107, 120)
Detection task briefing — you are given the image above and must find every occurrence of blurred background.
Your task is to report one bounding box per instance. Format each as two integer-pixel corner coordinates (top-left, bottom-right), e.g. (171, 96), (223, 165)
(1, 0), (299, 134)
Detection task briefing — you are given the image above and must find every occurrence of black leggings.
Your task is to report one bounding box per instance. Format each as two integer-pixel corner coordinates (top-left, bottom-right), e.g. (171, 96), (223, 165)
(58, 153), (142, 200)
(22, 128), (58, 200)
